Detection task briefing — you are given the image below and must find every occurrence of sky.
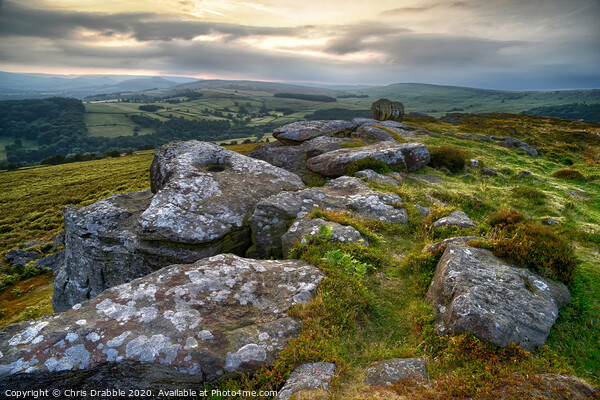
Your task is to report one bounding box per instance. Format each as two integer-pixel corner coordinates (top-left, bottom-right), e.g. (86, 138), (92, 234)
(0, 0), (599, 90)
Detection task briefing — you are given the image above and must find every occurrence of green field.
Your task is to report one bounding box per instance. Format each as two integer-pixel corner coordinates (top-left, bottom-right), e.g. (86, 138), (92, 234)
(0, 113), (599, 397)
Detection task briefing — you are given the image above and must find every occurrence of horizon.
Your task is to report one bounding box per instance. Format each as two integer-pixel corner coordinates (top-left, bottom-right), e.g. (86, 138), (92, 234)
(1, 1), (599, 91)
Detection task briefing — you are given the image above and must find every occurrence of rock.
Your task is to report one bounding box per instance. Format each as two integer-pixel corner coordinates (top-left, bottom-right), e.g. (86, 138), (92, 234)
(442, 131), (457, 136)
(498, 137), (541, 156)
(426, 236), (479, 253)
(364, 358), (429, 386)
(51, 234), (65, 250)
(53, 141), (306, 312)
(433, 211), (476, 228)
(408, 174), (443, 184)
(541, 218), (560, 226)
(5, 249), (42, 268)
(414, 205), (431, 217)
(426, 245), (570, 350)
(34, 251), (65, 274)
(306, 142), (430, 177)
(518, 171), (532, 179)
(23, 240), (40, 249)
(277, 362), (336, 400)
(281, 217), (367, 257)
(272, 120), (354, 145)
(0, 254), (324, 391)
(482, 167), (499, 176)
(371, 99), (404, 122)
(248, 137), (350, 183)
(459, 133), (492, 142)
(249, 177), (408, 258)
(355, 169), (402, 186)
(351, 125), (396, 142)
(469, 159), (480, 168)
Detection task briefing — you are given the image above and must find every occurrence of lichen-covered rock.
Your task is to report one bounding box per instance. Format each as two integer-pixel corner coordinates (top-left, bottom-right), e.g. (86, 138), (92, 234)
(54, 141), (306, 312)
(364, 358), (429, 386)
(249, 177), (408, 258)
(426, 245), (571, 350)
(498, 136), (542, 156)
(371, 99), (405, 122)
(1, 255), (324, 391)
(277, 362), (336, 400)
(433, 210), (476, 228)
(426, 236), (479, 253)
(34, 250), (65, 274)
(272, 120), (354, 145)
(5, 249), (42, 268)
(355, 169), (402, 186)
(281, 217), (367, 257)
(306, 142), (430, 177)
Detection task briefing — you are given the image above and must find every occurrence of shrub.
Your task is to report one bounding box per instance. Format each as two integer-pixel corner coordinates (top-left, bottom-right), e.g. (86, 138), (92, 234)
(105, 149), (122, 158)
(345, 158), (389, 176)
(493, 222), (576, 283)
(488, 209), (525, 228)
(429, 145), (466, 172)
(552, 168), (586, 181)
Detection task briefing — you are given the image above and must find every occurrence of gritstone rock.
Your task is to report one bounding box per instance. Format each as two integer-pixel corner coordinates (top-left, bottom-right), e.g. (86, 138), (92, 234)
(277, 362), (336, 400)
(1, 255), (324, 391)
(498, 137), (542, 156)
(249, 176), (408, 258)
(371, 99), (405, 122)
(433, 211), (476, 228)
(272, 120), (354, 145)
(426, 245), (570, 351)
(306, 142), (430, 177)
(53, 141), (305, 312)
(281, 217), (367, 258)
(364, 358), (429, 386)
(354, 169), (402, 186)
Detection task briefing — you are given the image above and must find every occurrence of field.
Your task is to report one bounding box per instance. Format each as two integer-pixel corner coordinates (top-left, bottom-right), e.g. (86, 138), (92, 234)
(0, 113), (599, 397)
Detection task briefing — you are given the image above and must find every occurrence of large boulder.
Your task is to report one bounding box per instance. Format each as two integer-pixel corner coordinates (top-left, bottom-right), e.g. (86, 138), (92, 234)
(426, 245), (570, 351)
(53, 141), (306, 312)
(306, 142), (430, 177)
(371, 99), (405, 122)
(281, 217), (367, 257)
(249, 177), (407, 258)
(1, 255), (324, 391)
(272, 120), (354, 145)
(5, 249), (42, 268)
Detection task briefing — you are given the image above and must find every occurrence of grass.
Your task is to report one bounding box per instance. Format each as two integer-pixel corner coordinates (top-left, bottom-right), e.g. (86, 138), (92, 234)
(0, 113), (599, 397)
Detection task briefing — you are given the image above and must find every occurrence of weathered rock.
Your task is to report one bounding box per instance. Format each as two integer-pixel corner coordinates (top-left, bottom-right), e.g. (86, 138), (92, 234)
(5, 249), (42, 268)
(277, 362), (336, 400)
(414, 205), (431, 217)
(433, 211), (476, 229)
(426, 245), (570, 350)
(482, 167), (500, 176)
(469, 159), (480, 168)
(249, 177), (408, 258)
(459, 133), (492, 142)
(23, 240), (40, 249)
(272, 120), (354, 145)
(306, 142), (430, 177)
(518, 170), (532, 179)
(498, 137), (542, 156)
(408, 173), (443, 184)
(51, 234), (65, 250)
(371, 99), (404, 122)
(355, 169), (402, 186)
(364, 358), (429, 386)
(54, 141), (306, 312)
(426, 236), (479, 253)
(281, 217), (367, 257)
(34, 250), (65, 274)
(352, 125), (396, 142)
(1, 254), (324, 391)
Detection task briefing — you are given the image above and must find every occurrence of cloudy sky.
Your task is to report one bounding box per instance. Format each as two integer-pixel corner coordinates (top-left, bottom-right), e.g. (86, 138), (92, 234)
(0, 0), (599, 89)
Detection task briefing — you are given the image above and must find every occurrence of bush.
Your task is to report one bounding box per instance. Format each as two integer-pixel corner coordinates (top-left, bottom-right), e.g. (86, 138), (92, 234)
(345, 158), (390, 176)
(488, 209), (525, 228)
(552, 168), (586, 181)
(429, 145), (466, 172)
(105, 149), (122, 158)
(493, 222), (576, 283)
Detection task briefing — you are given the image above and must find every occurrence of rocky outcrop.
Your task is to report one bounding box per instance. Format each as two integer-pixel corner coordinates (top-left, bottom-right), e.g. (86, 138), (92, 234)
(281, 217), (367, 257)
(53, 141), (305, 312)
(498, 137), (541, 156)
(364, 358), (429, 386)
(1, 255), (324, 391)
(433, 211), (476, 228)
(355, 169), (402, 186)
(277, 362), (336, 400)
(34, 250), (65, 274)
(371, 99), (404, 122)
(272, 120), (354, 145)
(5, 249), (42, 268)
(426, 245), (570, 350)
(426, 236), (479, 253)
(249, 177), (408, 258)
(306, 142), (430, 177)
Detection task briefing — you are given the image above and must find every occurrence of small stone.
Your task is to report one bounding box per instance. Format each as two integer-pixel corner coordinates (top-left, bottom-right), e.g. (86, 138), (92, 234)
(469, 159), (480, 168)
(481, 167), (499, 176)
(364, 358), (429, 386)
(414, 205), (431, 217)
(541, 218), (560, 226)
(433, 211), (476, 228)
(5, 249), (42, 268)
(518, 171), (532, 179)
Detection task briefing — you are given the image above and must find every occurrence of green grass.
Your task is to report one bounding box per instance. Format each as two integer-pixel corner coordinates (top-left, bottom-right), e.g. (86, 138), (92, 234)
(1, 113), (599, 398)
